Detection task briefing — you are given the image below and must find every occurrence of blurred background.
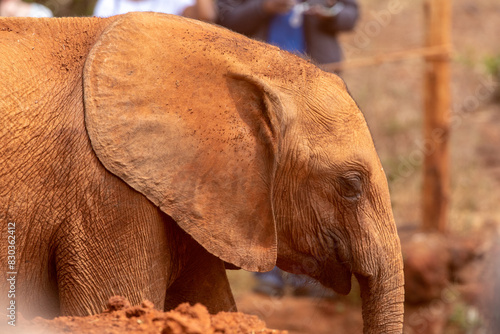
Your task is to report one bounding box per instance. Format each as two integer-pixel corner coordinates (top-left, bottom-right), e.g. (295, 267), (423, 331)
(15, 0), (98, 17)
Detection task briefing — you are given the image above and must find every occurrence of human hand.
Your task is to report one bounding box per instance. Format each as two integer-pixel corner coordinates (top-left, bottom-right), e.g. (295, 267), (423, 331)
(262, 0), (296, 15)
(306, 1), (344, 19)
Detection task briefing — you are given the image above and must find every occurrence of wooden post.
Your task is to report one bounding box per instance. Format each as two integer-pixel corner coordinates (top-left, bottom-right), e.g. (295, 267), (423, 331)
(422, 0), (451, 233)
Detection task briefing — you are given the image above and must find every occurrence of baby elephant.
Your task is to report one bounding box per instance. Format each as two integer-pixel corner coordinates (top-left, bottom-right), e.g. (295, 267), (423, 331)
(0, 12), (404, 334)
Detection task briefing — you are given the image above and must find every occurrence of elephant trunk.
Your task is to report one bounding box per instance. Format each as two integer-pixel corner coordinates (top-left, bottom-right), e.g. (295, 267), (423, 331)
(319, 233), (404, 333)
(356, 270), (404, 333)
(354, 229), (405, 334)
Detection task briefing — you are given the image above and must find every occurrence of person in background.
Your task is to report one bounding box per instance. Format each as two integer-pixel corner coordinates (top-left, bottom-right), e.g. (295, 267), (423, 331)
(0, 0), (53, 17)
(217, 0), (359, 297)
(183, 0), (217, 22)
(217, 0), (358, 65)
(93, 0), (217, 22)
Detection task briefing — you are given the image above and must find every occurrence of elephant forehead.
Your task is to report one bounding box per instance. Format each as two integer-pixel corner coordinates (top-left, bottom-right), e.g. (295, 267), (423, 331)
(286, 115), (380, 176)
(299, 105), (374, 152)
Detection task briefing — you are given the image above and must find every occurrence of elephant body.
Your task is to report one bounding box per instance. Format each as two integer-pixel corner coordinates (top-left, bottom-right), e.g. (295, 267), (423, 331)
(0, 16), (235, 319)
(1, 13), (404, 333)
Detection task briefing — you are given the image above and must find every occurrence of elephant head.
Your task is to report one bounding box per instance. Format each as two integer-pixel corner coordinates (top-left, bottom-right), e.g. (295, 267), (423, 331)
(83, 12), (404, 333)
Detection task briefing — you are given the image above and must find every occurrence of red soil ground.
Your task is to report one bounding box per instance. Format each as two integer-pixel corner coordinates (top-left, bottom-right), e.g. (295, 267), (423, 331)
(19, 296), (287, 334)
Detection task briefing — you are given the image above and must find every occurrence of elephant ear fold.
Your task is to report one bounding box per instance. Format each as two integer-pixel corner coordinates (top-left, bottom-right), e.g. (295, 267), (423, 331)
(83, 12), (282, 272)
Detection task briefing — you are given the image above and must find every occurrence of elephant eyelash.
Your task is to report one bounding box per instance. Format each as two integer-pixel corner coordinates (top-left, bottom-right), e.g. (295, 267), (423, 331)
(338, 174), (363, 202)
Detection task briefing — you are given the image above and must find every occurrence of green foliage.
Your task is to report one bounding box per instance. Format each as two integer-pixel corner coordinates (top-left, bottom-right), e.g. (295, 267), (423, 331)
(483, 54), (500, 102)
(484, 54), (500, 77)
(446, 301), (482, 333)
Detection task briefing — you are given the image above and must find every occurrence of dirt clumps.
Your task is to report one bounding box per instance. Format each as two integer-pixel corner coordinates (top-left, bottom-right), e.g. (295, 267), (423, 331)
(400, 229), (489, 305)
(22, 296), (286, 334)
(402, 233), (451, 304)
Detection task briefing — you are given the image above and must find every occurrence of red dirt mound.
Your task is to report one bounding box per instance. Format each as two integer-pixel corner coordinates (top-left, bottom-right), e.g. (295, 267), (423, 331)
(19, 296), (287, 334)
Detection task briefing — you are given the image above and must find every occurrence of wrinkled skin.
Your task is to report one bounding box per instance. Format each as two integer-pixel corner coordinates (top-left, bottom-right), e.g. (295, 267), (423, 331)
(0, 13), (404, 333)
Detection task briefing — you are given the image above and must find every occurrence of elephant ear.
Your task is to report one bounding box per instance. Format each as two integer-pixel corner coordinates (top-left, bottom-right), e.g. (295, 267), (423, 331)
(83, 12), (282, 272)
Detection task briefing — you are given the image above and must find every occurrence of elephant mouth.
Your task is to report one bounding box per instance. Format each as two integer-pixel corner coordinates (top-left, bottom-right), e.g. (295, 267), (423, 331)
(318, 235), (353, 295)
(321, 257), (353, 295)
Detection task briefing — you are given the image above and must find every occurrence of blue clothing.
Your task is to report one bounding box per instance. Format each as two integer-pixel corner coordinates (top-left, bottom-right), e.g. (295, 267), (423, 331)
(217, 0), (360, 64)
(267, 11), (306, 53)
(254, 266), (285, 288)
(254, 267), (310, 289)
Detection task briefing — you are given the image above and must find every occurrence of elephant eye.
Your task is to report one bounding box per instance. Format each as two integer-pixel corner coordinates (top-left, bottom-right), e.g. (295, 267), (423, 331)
(338, 174), (362, 202)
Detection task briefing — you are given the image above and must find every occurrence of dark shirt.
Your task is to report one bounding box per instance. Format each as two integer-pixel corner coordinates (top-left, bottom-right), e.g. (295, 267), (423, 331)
(217, 0), (359, 64)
